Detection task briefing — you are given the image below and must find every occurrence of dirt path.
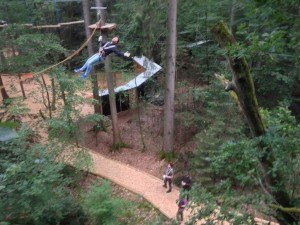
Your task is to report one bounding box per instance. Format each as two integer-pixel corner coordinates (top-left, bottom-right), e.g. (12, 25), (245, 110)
(88, 149), (184, 222)
(88, 149), (279, 225)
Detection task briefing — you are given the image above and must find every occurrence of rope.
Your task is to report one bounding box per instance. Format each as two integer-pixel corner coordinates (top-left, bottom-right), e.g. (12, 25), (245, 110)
(26, 19), (101, 79)
(0, 19), (102, 92)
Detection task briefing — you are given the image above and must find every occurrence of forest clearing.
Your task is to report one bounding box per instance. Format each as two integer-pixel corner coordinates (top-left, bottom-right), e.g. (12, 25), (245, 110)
(1, 0), (299, 225)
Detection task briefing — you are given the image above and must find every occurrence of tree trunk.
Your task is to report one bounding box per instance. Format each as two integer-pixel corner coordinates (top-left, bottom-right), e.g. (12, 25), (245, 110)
(0, 75), (9, 101)
(91, 0), (104, 115)
(17, 74), (26, 99)
(96, 0), (122, 146)
(230, 0), (237, 34)
(95, 0), (105, 21)
(82, 0), (93, 57)
(163, 0), (177, 154)
(104, 56), (122, 145)
(83, 0), (102, 115)
(211, 21), (295, 225)
(51, 76), (56, 111)
(41, 75), (52, 119)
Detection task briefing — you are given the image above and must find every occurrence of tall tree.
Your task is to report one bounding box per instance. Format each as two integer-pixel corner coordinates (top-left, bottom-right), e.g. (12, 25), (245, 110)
(82, 0), (93, 57)
(104, 56), (122, 147)
(82, 0), (103, 116)
(233, 0), (300, 117)
(211, 20), (296, 225)
(96, 0), (122, 147)
(0, 75), (9, 101)
(163, 0), (177, 155)
(230, 0), (237, 34)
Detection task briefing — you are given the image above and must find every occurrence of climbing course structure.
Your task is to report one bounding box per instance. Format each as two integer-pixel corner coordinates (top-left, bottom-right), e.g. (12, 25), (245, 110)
(97, 56), (162, 115)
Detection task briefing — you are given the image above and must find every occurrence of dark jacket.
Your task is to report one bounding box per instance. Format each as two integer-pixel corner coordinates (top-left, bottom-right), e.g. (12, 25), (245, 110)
(99, 41), (124, 58)
(182, 176), (192, 190)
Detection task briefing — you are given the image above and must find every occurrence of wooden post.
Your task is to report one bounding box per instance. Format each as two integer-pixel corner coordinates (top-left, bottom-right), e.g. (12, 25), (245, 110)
(18, 74), (26, 99)
(0, 75), (9, 101)
(95, 0), (123, 146)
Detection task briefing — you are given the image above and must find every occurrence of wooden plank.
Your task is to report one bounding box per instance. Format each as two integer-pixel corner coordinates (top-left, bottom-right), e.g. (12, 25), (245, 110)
(33, 24), (61, 29)
(88, 23), (116, 30)
(55, 0), (81, 2)
(90, 6), (107, 10)
(59, 20), (84, 26)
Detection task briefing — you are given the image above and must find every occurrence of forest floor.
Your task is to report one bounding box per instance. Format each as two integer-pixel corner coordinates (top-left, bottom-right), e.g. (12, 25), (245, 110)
(0, 73), (198, 179)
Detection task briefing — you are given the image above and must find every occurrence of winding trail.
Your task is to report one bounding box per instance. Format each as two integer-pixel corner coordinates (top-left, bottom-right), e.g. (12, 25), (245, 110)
(88, 149), (279, 225)
(88, 149), (181, 221)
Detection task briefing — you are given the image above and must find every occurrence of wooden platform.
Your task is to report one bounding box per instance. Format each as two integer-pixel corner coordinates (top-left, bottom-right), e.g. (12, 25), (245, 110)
(88, 23), (116, 30)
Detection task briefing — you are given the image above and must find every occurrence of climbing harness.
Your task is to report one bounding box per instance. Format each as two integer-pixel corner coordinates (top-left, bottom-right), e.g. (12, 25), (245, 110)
(99, 41), (110, 58)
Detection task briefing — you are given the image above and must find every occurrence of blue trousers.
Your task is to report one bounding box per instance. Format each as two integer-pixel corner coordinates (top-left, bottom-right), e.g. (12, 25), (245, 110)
(74, 53), (104, 77)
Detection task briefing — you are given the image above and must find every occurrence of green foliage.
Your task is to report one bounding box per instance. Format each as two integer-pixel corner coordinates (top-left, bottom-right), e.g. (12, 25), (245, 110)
(259, 107), (300, 199)
(82, 180), (126, 225)
(111, 141), (131, 152)
(157, 150), (176, 162)
(0, 0), (56, 25)
(234, 0), (300, 111)
(211, 140), (259, 186)
(0, 97), (30, 123)
(0, 122), (18, 129)
(111, 0), (167, 58)
(0, 25), (66, 74)
(192, 105), (300, 223)
(0, 128), (87, 225)
(192, 80), (245, 186)
(47, 68), (106, 147)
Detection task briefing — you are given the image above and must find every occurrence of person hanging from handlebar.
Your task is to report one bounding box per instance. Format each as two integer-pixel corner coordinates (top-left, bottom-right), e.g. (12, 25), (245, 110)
(74, 36), (132, 79)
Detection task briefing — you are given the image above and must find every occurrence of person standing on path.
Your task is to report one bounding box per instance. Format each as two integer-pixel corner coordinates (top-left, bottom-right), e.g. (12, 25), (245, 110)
(181, 174), (192, 201)
(181, 174), (192, 192)
(163, 163), (174, 193)
(176, 193), (188, 222)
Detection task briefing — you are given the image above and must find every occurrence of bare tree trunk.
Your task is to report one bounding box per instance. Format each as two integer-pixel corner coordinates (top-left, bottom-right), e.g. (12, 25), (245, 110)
(91, 0), (104, 115)
(41, 75), (52, 119)
(0, 52), (9, 102)
(83, 0), (102, 115)
(163, 0), (177, 154)
(105, 56), (122, 145)
(18, 74), (26, 99)
(51, 76), (56, 111)
(96, 0), (122, 146)
(82, 0), (94, 56)
(230, 0), (237, 34)
(0, 52), (7, 69)
(211, 21), (295, 225)
(95, 0), (105, 21)
(0, 75), (9, 101)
